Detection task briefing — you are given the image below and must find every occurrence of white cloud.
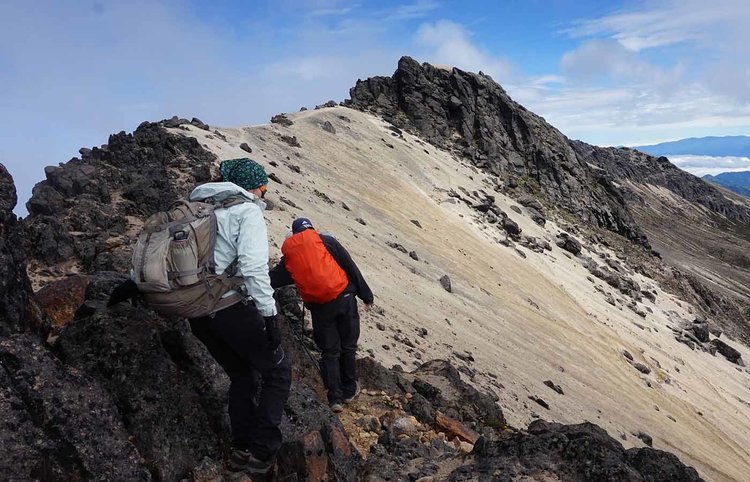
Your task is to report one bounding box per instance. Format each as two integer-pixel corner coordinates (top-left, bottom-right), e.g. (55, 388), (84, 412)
(561, 0), (750, 104)
(668, 155), (750, 176)
(384, 0), (440, 21)
(560, 39), (682, 89)
(0, 0), (402, 216)
(508, 0), (750, 147)
(562, 0), (746, 51)
(414, 20), (513, 83)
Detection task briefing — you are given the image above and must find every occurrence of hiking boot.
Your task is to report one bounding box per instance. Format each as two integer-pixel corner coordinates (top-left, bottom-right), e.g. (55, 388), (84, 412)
(330, 402), (344, 413)
(228, 448), (273, 474)
(343, 382), (361, 404)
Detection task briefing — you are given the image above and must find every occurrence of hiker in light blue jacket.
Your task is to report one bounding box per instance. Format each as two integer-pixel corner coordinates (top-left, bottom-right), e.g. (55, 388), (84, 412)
(188, 158), (290, 476)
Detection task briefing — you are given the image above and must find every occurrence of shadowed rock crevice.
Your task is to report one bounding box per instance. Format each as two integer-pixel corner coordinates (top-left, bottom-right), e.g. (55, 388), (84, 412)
(0, 164), (41, 336)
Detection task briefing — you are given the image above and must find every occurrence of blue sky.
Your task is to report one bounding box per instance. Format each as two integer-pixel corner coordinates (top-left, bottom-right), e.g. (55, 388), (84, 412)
(2, 0), (750, 214)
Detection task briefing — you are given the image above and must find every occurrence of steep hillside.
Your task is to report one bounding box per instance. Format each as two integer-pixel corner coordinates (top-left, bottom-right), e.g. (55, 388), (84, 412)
(162, 107), (750, 481)
(570, 145), (750, 345)
(348, 56), (750, 348)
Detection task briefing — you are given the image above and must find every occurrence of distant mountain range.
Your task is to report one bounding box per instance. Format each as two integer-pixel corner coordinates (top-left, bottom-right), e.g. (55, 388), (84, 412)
(633, 135), (750, 157)
(703, 171), (750, 196)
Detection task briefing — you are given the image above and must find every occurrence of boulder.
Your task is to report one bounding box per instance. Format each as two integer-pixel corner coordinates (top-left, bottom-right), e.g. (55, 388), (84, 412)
(528, 207), (546, 226)
(190, 117), (209, 130)
(502, 217), (521, 236)
(321, 121), (336, 134)
(439, 275), (452, 293)
(692, 324), (710, 343)
(34, 275), (89, 329)
(711, 339), (744, 365)
(543, 380), (564, 395)
(518, 196), (545, 212)
(435, 411), (479, 443)
(556, 234), (582, 255)
(271, 113), (294, 126)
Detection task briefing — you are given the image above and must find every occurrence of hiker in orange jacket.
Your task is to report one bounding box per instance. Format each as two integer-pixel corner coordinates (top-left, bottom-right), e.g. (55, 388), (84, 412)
(270, 218), (373, 412)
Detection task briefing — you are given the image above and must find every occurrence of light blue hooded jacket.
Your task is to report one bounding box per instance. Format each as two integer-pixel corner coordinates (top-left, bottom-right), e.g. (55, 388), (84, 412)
(189, 182), (277, 317)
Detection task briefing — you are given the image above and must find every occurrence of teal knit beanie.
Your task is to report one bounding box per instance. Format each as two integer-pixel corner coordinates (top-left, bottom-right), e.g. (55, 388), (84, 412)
(219, 158), (268, 190)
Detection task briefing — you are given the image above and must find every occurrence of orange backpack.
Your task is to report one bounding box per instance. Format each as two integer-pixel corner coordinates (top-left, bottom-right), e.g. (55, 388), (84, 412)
(282, 230), (349, 304)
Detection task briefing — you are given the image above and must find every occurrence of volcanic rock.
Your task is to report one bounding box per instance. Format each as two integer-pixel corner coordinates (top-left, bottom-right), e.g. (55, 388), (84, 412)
(556, 234), (582, 255)
(502, 217), (521, 236)
(0, 164), (39, 336)
(711, 339), (744, 365)
(321, 121), (336, 134)
(34, 274), (89, 329)
(271, 113), (294, 126)
(439, 275), (452, 292)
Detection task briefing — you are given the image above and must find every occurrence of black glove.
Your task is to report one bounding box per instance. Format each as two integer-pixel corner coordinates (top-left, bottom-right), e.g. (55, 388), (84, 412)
(264, 315), (281, 351)
(107, 279), (140, 307)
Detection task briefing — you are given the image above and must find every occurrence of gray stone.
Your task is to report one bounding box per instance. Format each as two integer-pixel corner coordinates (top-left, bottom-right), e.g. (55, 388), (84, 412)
(502, 218), (521, 236)
(439, 275), (452, 293)
(321, 121), (336, 134)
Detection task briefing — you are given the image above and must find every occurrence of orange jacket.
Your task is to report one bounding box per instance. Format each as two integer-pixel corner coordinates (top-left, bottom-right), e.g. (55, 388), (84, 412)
(281, 229), (349, 304)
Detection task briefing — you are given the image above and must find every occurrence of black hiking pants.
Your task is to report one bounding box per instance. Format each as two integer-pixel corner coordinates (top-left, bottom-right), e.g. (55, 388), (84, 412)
(310, 292), (360, 404)
(190, 300), (291, 461)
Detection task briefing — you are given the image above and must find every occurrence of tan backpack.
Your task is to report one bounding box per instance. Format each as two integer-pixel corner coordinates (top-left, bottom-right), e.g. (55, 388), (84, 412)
(131, 198), (246, 318)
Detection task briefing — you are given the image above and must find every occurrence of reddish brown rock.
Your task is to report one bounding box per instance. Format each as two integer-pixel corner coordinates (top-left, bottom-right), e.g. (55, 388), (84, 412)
(35, 275), (89, 328)
(435, 411), (479, 444)
(327, 424), (352, 457)
(303, 431), (327, 482)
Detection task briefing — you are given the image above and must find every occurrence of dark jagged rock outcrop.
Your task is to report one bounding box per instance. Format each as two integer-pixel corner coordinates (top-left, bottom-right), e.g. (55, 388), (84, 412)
(347, 56), (648, 247)
(0, 164), (43, 336)
(55, 273), (232, 481)
(449, 420), (702, 482)
(25, 122), (216, 273)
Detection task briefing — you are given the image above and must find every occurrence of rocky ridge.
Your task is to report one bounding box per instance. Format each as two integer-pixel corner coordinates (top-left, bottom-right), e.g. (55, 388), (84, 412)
(347, 56), (648, 247)
(570, 142), (750, 224)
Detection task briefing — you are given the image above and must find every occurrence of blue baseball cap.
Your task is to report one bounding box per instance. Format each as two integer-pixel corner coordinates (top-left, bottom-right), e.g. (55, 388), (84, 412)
(292, 217), (314, 233)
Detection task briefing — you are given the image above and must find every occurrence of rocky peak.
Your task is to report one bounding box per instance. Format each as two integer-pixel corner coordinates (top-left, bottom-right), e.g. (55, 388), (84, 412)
(347, 56), (649, 247)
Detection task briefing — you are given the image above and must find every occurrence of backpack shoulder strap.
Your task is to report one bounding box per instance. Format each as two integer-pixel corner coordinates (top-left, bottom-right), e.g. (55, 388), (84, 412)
(221, 195), (249, 209)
